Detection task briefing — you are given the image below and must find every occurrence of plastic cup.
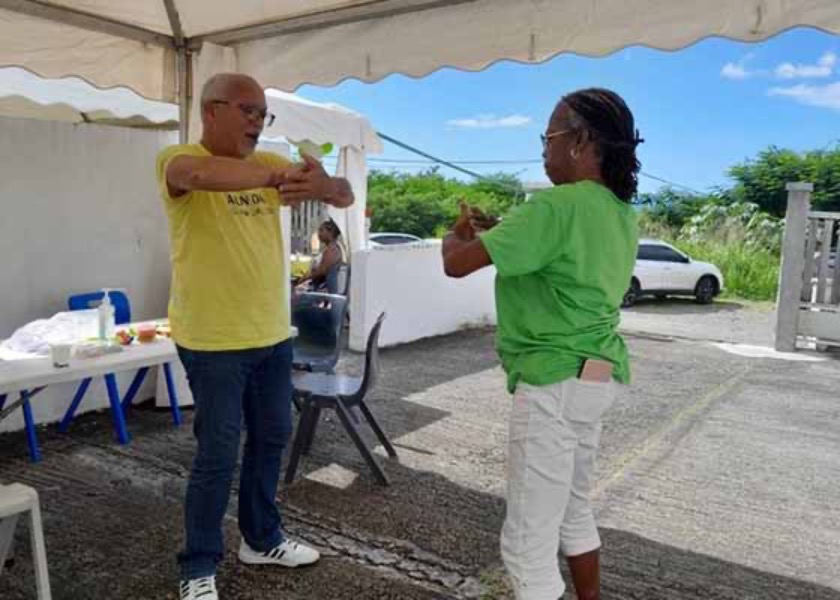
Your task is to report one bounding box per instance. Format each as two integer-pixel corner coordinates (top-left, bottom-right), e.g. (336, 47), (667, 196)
(49, 343), (73, 368)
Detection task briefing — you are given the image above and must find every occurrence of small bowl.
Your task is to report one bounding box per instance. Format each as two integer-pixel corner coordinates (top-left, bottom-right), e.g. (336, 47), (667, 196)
(136, 323), (157, 343)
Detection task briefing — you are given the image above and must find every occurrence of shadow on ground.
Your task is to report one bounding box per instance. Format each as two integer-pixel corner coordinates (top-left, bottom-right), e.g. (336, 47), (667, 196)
(1, 328), (838, 599)
(2, 417), (838, 600)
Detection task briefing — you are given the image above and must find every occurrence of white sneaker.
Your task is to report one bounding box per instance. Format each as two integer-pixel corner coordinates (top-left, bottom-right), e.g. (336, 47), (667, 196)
(180, 575), (218, 600)
(238, 538), (320, 568)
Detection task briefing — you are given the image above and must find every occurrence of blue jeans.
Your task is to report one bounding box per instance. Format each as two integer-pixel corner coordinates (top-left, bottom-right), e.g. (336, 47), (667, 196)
(176, 340), (294, 579)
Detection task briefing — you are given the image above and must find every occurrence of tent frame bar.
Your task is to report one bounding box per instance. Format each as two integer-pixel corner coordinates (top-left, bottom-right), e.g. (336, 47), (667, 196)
(162, 0), (185, 48)
(190, 0), (480, 48)
(1, 0), (481, 51)
(0, 0), (173, 47)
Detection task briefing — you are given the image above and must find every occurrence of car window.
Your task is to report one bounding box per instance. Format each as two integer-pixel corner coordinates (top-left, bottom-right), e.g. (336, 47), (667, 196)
(659, 247), (688, 263)
(637, 244), (657, 261)
(638, 244), (687, 263)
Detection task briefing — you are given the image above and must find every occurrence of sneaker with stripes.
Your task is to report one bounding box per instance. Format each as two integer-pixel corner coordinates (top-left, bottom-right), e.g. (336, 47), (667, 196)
(237, 537), (320, 568)
(180, 575), (217, 600)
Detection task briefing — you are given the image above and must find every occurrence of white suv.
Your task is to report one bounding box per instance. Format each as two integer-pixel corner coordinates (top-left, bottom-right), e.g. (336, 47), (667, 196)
(622, 239), (724, 307)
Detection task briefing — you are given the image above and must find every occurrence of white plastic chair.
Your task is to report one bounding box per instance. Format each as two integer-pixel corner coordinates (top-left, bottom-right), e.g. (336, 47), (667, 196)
(0, 483), (52, 599)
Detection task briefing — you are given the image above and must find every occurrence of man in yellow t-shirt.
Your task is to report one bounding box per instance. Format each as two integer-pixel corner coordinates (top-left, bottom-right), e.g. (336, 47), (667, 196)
(157, 73), (353, 600)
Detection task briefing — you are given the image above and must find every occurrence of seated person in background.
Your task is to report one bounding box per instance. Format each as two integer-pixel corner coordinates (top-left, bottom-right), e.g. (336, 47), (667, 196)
(296, 218), (347, 292)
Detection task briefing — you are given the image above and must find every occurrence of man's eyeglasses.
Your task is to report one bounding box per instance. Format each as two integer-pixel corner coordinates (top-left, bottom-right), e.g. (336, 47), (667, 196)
(540, 128), (575, 149)
(211, 100), (276, 127)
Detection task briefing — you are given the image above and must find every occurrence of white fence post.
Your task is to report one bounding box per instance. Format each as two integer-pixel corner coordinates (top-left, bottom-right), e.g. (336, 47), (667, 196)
(775, 182), (814, 351)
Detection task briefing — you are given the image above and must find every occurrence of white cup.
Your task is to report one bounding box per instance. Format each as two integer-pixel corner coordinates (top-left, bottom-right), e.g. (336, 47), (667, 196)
(49, 343), (74, 368)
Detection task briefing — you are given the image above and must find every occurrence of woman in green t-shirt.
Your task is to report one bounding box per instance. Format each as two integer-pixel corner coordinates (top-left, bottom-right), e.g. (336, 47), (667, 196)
(442, 88), (642, 600)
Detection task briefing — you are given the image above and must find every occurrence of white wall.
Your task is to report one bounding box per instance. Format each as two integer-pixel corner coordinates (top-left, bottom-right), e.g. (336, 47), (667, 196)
(349, 242), (497, 351)
(0, 117), (176, 432)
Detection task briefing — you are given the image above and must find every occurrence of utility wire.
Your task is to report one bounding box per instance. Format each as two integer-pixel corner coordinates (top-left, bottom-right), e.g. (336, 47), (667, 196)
(376, 131), (527, 197)
(377, 132), (504, 182)
(326, 132), (707, 196)
(636, 172), (703, 195)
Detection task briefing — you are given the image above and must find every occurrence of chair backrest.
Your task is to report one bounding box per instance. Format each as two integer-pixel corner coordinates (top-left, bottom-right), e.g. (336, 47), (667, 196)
(325, 262), (350, 296)
(291, 292), (348, 367)
(67, 289), (131, 324)
(354, 312), (386, 400)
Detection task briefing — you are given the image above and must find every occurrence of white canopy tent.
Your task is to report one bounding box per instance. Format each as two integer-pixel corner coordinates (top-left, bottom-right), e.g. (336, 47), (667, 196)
(1, 0), (839, 144)
(0, 63), (382, 252)
(262, 88), (383, 254)
(0, 67), (179, 128)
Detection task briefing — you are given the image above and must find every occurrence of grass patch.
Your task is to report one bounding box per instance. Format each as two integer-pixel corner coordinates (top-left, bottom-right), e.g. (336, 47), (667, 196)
(674, 240), (780, 301)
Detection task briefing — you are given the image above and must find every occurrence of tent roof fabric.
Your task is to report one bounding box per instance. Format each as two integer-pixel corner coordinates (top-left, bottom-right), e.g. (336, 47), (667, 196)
(265, 88), (383, 153)
(0, 67), (178, 128)
(0, 1), (837, 102)
(0, 67), (382, 150)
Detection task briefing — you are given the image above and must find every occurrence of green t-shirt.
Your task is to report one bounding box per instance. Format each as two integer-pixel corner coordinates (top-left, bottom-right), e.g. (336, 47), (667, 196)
(480, 181), (638, 393)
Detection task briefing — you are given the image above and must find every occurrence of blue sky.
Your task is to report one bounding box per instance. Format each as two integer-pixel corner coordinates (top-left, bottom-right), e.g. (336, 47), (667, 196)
(298, 27), (839, 195)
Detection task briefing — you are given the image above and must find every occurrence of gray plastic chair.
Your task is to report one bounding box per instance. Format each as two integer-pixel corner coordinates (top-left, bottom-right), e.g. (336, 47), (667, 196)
(286, 313), (394, 485)
(291, 292), (348, 374)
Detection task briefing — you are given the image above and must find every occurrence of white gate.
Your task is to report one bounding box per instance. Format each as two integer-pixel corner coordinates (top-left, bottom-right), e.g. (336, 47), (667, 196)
(775, 183), (840, 351)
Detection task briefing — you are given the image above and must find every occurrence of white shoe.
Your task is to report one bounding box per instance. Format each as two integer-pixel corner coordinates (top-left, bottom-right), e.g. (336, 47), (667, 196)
(238, 538), (320, 568)
(180, 575), (218, 600)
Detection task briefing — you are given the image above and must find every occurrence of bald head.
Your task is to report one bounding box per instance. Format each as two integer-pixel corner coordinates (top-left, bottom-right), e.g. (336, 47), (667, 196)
(200, 73), (263, 109)
(199, 73), (267, 158)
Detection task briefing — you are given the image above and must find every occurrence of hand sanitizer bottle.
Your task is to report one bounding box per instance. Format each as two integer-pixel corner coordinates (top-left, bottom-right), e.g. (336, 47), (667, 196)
(98, 289), (115, 342)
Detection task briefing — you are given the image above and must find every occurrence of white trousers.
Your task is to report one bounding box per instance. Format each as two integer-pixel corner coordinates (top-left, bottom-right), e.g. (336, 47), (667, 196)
(501, 378), (616, 600)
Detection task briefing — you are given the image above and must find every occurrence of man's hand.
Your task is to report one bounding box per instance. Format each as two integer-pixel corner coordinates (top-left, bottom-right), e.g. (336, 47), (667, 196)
(267, 166), (299, 189)
(277, 154), (354, 208)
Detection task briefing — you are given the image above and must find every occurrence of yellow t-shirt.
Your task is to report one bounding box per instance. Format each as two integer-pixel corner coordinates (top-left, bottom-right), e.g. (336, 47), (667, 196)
(156, 143), (292, 350)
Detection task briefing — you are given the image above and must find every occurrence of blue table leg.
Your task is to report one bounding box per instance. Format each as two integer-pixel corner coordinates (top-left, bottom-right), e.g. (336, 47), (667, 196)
(104, 374), (130, 445)
(58, 377), (92, 433)
(121, 367), (150, 410)
(163, 362), (182, 428)
(21, 390), (41, 463)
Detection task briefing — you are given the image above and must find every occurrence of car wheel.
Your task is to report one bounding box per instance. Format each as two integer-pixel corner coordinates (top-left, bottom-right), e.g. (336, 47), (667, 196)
(695, 276), (717, 304)
(622, 279), (641, 308)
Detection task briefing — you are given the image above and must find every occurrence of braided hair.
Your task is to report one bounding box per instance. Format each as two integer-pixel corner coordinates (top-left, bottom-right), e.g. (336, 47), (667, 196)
(562, 88), (643, 202)
(321, 218), (342, 240)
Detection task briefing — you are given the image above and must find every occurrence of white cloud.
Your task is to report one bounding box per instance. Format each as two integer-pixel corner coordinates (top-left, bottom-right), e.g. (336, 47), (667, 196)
(723, 51), (838, 81)
(721, 62), (752, 80)
(768, 81), (840, 111)
(446, 114), (532, 129)
(774, 51), (836, 79)
(721, 53), (760, 80)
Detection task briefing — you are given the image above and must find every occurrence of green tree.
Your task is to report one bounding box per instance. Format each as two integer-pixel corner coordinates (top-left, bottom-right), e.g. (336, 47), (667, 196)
(367, 169), (524, 238)
(636, 188), (714, 229)
(728, 146), (840, 217)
